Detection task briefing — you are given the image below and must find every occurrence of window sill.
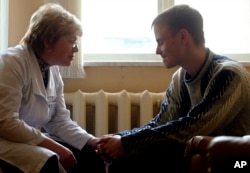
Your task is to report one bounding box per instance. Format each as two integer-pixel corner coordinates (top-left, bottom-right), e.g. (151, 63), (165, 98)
(84, 61), (164, 67)
(84, 61), (250, 67)
(241, 61), (250, 67)
(83, 53), (250, 67)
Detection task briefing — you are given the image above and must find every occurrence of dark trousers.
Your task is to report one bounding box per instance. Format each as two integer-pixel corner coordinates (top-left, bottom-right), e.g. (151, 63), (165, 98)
(0, 155), (59, 173)
(108, 141), (187, 173)
(0, 142), (106, 173)
(58, 141), (106, 173)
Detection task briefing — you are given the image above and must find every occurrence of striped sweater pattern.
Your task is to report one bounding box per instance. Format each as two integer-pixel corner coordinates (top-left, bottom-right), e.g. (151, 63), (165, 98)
(119, 50), (250, 151)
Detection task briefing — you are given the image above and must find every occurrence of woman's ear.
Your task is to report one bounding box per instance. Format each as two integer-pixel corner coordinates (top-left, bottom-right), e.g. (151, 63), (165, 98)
(43, 38), (53, 52)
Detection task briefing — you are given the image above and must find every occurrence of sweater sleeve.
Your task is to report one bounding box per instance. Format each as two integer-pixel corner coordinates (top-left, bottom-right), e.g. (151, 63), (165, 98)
(120, 68), (248, 152)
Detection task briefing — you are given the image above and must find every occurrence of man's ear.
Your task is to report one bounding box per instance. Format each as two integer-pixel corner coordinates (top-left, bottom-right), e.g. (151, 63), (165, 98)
(179, 28), (189, 41)
(179, 29), (191, 46)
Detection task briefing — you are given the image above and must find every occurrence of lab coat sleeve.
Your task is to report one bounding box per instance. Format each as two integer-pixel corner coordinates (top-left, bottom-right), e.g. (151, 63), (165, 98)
(43, 67), (94, 150)
(0, 49), (45, 145)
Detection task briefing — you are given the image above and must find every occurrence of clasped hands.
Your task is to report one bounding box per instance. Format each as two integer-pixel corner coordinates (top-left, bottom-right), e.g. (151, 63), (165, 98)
(94, 134), (124, 163)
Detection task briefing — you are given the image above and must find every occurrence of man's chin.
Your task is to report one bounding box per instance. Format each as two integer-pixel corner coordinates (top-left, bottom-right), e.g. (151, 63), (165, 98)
(164, 63), (177, 69)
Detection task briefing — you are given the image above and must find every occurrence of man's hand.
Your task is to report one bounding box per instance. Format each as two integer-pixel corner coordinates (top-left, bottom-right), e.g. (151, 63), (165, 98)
(96, 135), (124, 161)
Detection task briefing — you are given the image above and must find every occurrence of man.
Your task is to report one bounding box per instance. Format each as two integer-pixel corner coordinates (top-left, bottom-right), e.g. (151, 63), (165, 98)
(97, 4), (250, 173)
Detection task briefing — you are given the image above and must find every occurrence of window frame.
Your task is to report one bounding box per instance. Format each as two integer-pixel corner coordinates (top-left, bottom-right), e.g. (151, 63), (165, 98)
(0, 0), (8, 51)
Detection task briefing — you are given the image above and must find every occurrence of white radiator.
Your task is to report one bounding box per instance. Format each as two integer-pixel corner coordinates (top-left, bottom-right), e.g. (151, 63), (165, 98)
(64, 90), (165, 137)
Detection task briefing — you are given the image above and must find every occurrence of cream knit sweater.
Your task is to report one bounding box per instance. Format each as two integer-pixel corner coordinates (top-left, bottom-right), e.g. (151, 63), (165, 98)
(119, 49), (250, 151)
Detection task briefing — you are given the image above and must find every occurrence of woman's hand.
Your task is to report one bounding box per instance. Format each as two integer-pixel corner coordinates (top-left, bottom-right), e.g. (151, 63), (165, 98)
(38, 137), (77, 172)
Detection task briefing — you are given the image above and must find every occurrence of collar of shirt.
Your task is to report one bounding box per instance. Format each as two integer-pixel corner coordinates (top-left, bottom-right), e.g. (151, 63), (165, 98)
(34, 51), (50, 72)
(34, 51), (50, 88)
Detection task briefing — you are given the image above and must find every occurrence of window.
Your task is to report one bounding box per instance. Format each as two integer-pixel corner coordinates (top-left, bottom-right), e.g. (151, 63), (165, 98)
(175, 0), (250, 61)
(81, 0), (250, 62)
(81, 0), (161, 63)
(81, 0), (157, 54)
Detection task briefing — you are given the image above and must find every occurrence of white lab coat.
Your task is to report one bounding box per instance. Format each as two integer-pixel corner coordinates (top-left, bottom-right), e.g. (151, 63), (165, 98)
(0, 45), (93, 173)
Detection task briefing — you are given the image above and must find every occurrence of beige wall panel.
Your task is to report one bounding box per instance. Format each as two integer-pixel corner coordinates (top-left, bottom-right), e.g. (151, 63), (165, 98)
(9, 0), (43, 46)
(63, 66), (178, 93)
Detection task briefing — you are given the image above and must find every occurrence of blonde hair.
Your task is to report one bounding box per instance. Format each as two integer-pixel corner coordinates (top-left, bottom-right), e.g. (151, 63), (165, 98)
(20, 3), (82, 52)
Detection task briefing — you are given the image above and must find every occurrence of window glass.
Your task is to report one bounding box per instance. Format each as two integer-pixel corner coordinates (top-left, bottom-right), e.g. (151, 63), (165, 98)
(175, 0), (250, 54)
(81, 0), (157, 54)
(81, 0), (250, 62)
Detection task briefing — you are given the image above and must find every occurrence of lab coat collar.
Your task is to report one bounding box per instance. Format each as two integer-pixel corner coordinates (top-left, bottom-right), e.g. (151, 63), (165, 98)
(23, 45), (57, 99)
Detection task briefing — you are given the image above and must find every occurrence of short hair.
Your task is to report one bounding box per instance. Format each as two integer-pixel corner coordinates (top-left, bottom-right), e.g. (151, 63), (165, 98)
(20, 3), (82, 52)
(152, 4), (205, 45)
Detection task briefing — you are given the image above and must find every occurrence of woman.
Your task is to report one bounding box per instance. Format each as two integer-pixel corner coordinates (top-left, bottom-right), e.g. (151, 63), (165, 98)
(0, 3), (105, 173)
